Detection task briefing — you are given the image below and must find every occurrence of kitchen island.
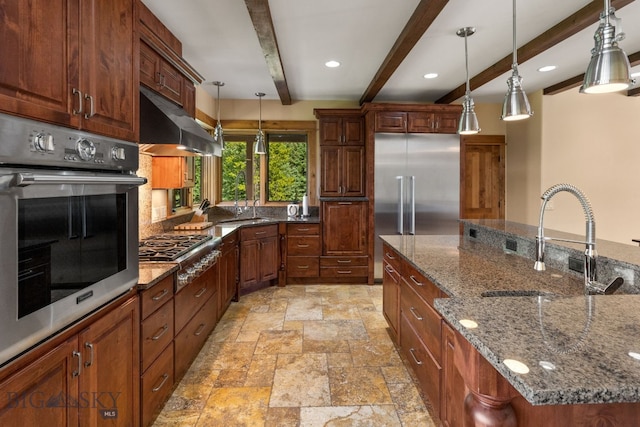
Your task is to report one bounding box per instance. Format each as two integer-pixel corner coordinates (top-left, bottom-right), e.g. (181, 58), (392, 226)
(380, 224), (640, 426)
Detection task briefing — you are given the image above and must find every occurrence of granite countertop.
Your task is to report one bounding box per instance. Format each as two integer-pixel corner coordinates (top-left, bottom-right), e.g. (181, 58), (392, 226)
(138, 263), (178, 290)
(379, 233), (640, 406)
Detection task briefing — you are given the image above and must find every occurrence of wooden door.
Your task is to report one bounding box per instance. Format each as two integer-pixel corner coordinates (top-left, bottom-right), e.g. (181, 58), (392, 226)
(0, 0), (78, 127)
(322, 201), (367, 255)
(320, 146), (341, 196)
(342, 146), (365, 196)
(240, 239), (259, 288)
(0, 337), (78, 427)
(259, 236), (279, 282)
(78, 296), (139, 427)
(460, 135), (505, 219)
(79, 0), (137, 140)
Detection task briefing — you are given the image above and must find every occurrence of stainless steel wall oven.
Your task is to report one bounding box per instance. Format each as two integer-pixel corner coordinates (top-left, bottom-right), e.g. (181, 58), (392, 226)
(0, 113), (145, 367)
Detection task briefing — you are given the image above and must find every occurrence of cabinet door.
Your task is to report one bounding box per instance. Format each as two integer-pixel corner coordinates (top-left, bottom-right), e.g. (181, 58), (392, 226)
(320, 146), (341, 196)
(78, 296), (139, 427)
(259, 235), (279, 282)
(152, 157), (184, 189)
(158, 60), (183, 105)
(183, 79), (196, 118)
(322, 201), (367, 255)
(343, 117), (364, 145)
(441, 321), (466, 427)
(79, 0), (136, 140)
(319, 117), (342, 145)
(433, 111), (459, 134)
(240, 239), (260, 288)
(407, 112), (434, 133)
(0, 338), (78, 427)
(140, 41), (161, 90)
(342, 146), (365, 197)
(382, 261), (400, 341)
(0, 0), (77, 127)
(460, 135), (505, 220)
(375, 112), (407, 133)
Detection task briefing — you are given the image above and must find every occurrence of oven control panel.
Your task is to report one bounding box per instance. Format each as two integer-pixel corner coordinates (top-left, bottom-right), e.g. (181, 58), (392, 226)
(0, 112), (139, 172)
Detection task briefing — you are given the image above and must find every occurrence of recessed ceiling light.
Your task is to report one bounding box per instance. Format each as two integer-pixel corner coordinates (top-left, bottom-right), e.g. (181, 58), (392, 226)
(325, 60), (340, 68)
(538, 65), (557, 72)
(423, 73), (438, 79)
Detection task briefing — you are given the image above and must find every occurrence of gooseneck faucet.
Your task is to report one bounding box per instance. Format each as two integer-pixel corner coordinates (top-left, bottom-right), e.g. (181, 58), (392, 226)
(234, 170), (248, 216)
(534, 183), (623, 295)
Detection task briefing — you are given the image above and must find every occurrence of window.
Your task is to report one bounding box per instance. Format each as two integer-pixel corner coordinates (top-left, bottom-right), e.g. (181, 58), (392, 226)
(221, 133), (308, 203)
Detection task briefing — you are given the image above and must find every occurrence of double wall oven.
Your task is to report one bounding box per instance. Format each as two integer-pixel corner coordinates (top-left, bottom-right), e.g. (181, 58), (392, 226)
(0, 112), (146, 367)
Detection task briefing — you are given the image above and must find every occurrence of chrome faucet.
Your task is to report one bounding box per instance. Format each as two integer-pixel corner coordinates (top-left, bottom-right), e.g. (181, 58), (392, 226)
(234, 170), (248, 216)
(534, 183), (623, 295)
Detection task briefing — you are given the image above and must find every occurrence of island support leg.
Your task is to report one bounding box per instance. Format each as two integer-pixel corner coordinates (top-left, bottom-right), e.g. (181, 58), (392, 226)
(464, 391), (517, 427)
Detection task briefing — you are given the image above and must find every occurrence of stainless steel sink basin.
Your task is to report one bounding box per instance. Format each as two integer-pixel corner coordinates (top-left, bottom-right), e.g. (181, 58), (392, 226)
(481, 290), (550, 297)
(216, 217), (273, 225)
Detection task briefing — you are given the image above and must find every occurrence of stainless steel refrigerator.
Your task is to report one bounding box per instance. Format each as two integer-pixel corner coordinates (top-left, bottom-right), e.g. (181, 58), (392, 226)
(374, 133), (460, 280)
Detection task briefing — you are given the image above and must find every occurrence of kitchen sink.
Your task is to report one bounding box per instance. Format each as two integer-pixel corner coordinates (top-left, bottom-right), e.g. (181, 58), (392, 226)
(216, 217), (273, 225)
(481, 289), (550, 298)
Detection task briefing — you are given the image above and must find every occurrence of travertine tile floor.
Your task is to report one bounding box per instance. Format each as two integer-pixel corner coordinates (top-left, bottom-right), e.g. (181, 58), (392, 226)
(153, 284), (437, 426)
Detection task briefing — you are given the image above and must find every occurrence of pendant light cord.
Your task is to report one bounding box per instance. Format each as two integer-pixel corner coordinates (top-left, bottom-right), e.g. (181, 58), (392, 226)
(512, 0), (517, 70)
(464, 32), (471, 96)
(216, 84), (221, 123)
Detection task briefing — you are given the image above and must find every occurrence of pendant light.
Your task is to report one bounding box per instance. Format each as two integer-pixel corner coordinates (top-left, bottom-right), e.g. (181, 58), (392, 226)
(501, 0), (533, 121)
(457, 27), (480, 135)
(212, 81), (225, 150)
(254, 92), (266, 154)
(580, 0), (634, 94)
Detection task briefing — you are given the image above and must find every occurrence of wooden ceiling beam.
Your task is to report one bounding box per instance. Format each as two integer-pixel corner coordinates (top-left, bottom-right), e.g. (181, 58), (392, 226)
(358, 0), (449, 105)
(435, 0), (635, 105)
(245, 0), (292, 105)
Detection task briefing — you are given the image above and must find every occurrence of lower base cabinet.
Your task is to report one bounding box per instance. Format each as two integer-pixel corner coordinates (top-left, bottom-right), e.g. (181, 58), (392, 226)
(0, 294), (140, 427)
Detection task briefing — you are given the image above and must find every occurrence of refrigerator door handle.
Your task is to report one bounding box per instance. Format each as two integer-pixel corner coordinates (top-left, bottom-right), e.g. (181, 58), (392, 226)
(409, 175), (416, 235)
(396, 176), (404, 234)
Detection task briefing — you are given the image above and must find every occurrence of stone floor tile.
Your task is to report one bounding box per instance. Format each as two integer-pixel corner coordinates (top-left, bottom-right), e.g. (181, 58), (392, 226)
(322, 303), (362, 320)
(328, 367), (393, 406)
(265, 407), (300, 427)
(327, 352), (354, 368)
(244, 354), (277, 387)
(299, 405), (401, 427)
(349, 339), (403, 367)
(196, 387), (270, 427)
(284, 296), (324, 321)
(255, 330), (303, 355)
(381, 365), (412, 384)
(208, 342), (255, 370)
(387, 382), (429, 415)
(302, 338), (350, 353)
(212, 369), (248, 388)
(270, 367), (331, 407)
(303, 319), (368, 341)
(241, 311), (285, 331)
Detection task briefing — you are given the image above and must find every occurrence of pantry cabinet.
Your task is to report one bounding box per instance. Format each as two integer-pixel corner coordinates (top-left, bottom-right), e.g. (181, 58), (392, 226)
(0, 0), (138, 141)
(239, 224), (279, 295)
(0, 294), (140, 427)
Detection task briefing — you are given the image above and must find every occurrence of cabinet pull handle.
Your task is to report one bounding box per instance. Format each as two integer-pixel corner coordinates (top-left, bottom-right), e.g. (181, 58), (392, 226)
(297, 265), (309, 269)
(84, 342), (94, 367)
(152, 288), (169, 301)
(195, 287), (207, 298)
(152, 373), (169, 392)
(337, 270), (352, 274)
(151, 324), (169, 341)
(72, 350), (82, 377)
(409, 307), (423, 321)
(156, 72), (162, 86)
(72, 88), (83, 114)
(84, 94), (95, 119)
(255, 231), (267, 235)
(410, 275), (423, 287)
(297, 244), (310, 248)
(337, 259), (351, 264)
(338, 202), (352, 205)
(384, 265), (394, 274)
(385, 252), (396, 260)
(409, 348), (423, 365)
(194, 323), (206, 336)
(297, 228), (310, 231)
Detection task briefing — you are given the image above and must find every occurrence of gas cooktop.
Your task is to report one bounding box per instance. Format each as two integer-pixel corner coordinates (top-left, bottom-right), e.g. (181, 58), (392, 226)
(139, 234), (212, 262)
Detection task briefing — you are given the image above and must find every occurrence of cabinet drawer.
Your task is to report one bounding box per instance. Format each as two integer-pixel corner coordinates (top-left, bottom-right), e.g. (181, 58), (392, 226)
(287, 236), (320, 255)
(174, 298), (217, 380)
(400, 313), (441, 412)
(403, 263), (441, 306)
(375, 111), (407, 132)
(141, 341), (174, 427)
(141, 300), (174, 372)
(140, 275), (174, 320)
(287, 223), (320, 235)
(241, 224), (278, 240)
(174, 269), (215, 333)
(382, 244), (402, 274)
(320, 266), (368, 277)
(287, 256), (319, 277)
(401, 279), (442, 364)
(320, 256), (368, 267)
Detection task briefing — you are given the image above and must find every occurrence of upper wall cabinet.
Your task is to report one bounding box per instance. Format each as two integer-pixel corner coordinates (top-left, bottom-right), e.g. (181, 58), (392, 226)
(0, 0), (138, 141)
(370, 104), (462, 134)
(317, 111), (365, 146)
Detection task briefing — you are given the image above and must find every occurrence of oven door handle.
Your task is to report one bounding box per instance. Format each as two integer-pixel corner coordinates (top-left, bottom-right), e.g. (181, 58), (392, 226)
(10, 173), (147, 187)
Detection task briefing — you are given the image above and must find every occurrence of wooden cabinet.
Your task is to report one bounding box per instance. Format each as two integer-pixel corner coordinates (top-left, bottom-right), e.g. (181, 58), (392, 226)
(0, 0), (137, 141)
(218, 231), (239, 319)
(140, 41), (184, 106)
(460, 135), (505, 220)
(319, 116), (364, 145)
(239, 224), (279, 295)
(320, 145), (365, 197)
(152, 156), (195, 189)
(182, 80), (196, 118)
(286, 223), (321, 279)
(440, 321), (466, 427)
(0, 295), (140, 427)
(382, 244), (401, 342)
(322, 201), (367, 256)
(373, 107), (460, 134)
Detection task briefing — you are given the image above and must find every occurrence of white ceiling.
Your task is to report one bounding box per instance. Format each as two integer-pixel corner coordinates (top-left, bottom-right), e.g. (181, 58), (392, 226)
(141, 0), (640, 104)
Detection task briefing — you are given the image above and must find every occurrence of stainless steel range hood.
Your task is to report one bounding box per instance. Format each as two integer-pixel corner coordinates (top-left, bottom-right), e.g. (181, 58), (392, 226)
(139, 86), (221, 157)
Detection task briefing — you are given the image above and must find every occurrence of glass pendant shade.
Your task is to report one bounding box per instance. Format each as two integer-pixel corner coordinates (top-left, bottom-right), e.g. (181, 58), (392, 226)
(254, 92), (266, 154)
(501, 0), (532, 121)
(580, 2), (633, 94)
(502, 72), (532, 121)
(456, 27), (480, 135)
(212, 81), (225, 150)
